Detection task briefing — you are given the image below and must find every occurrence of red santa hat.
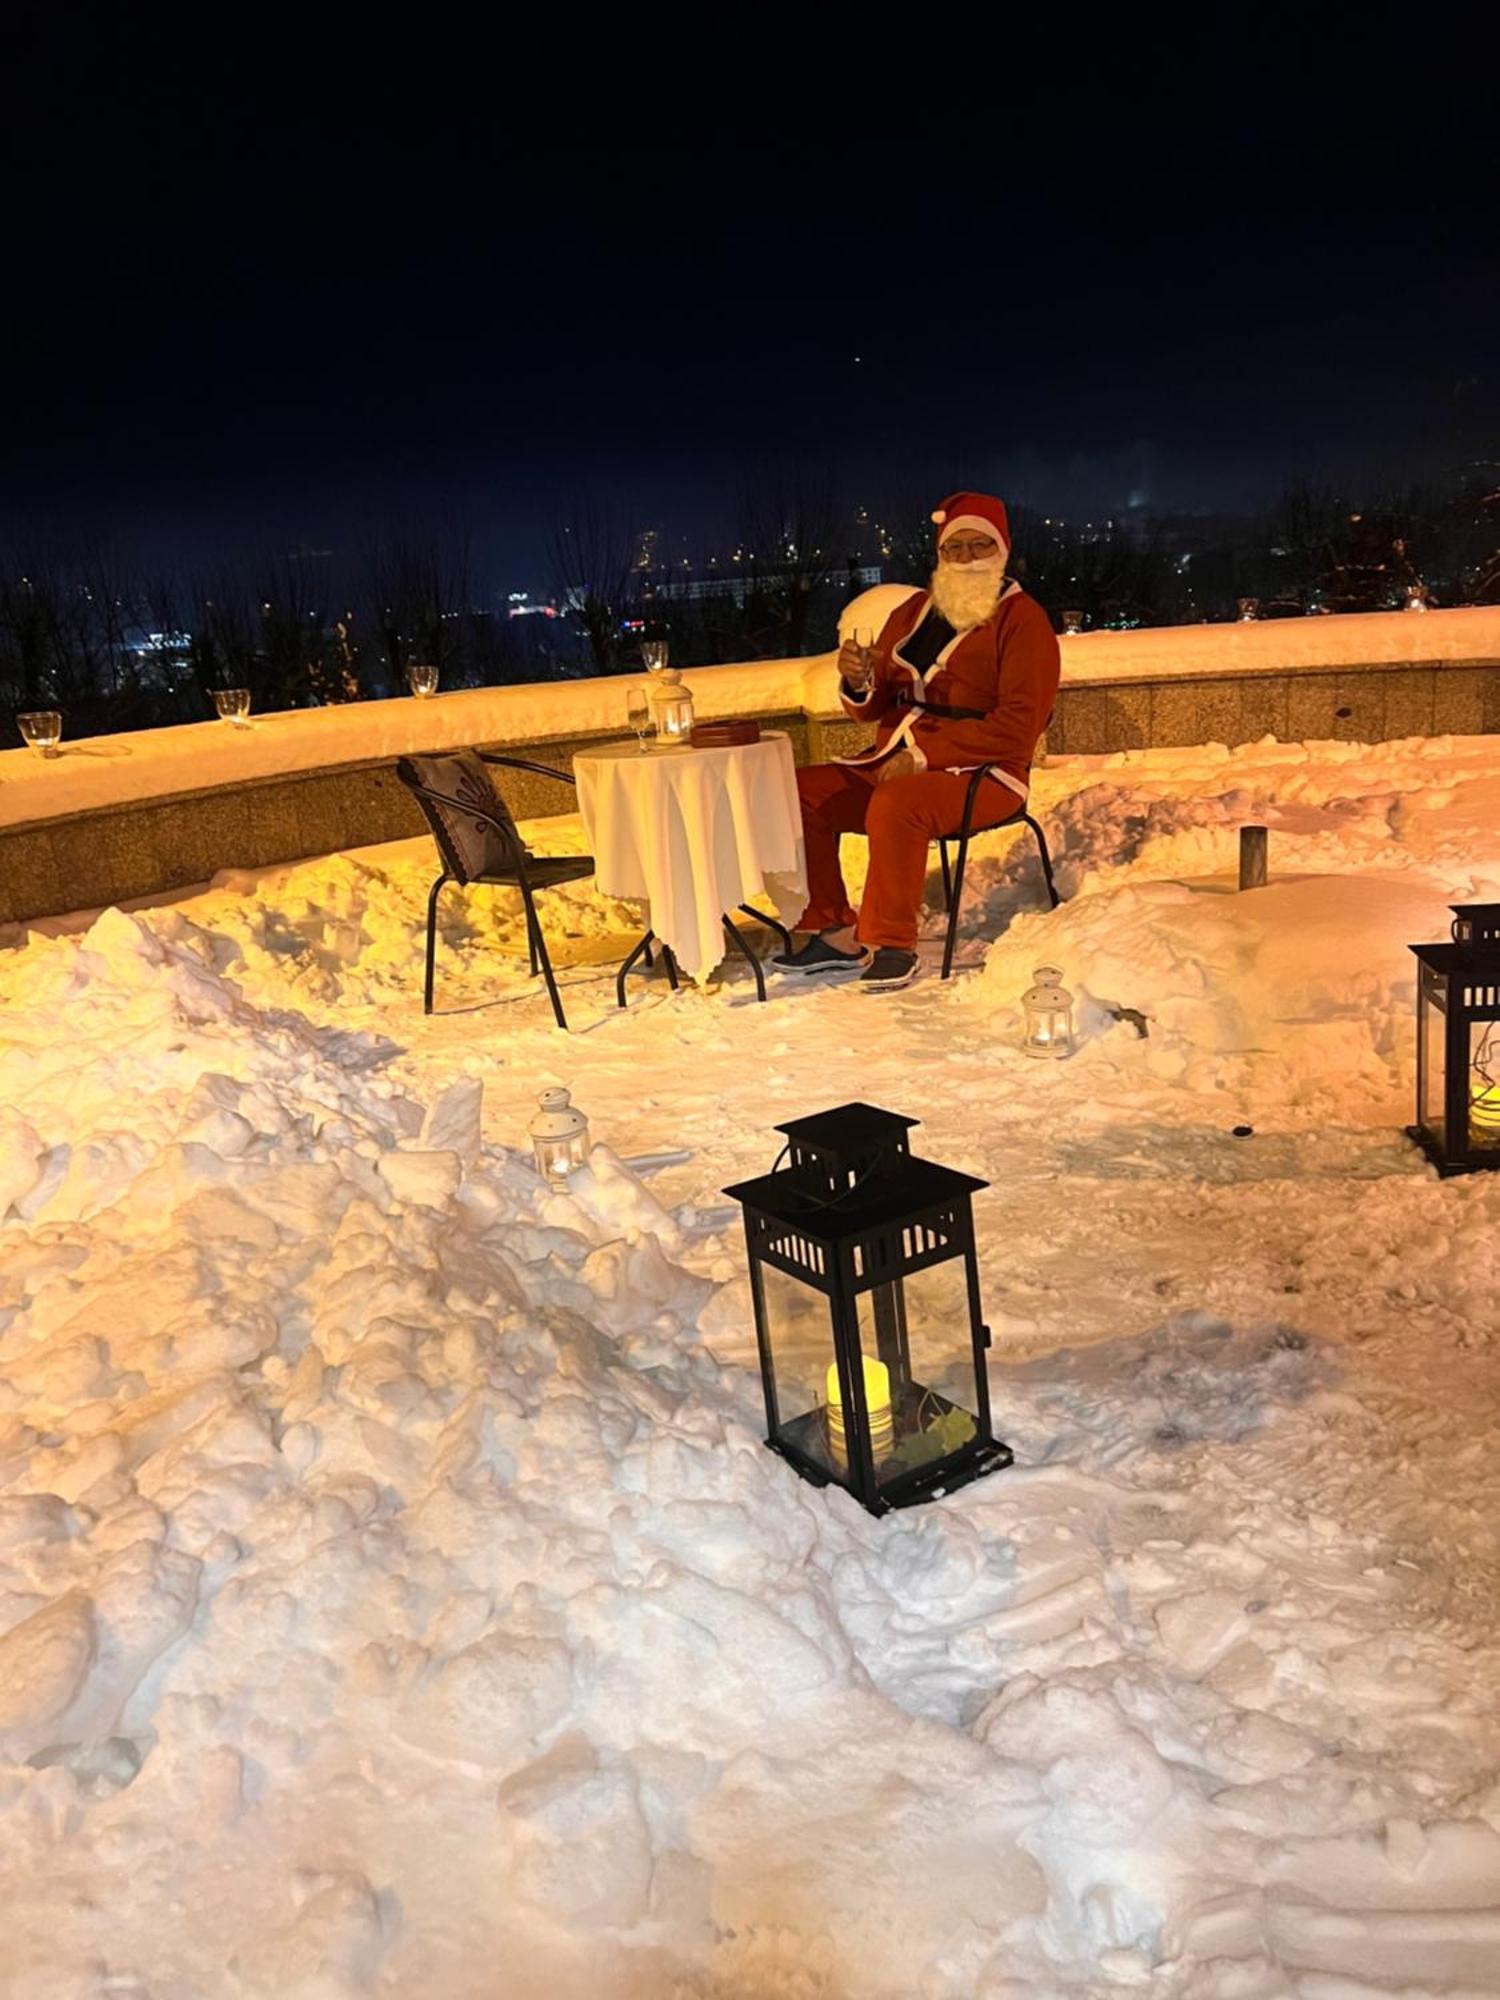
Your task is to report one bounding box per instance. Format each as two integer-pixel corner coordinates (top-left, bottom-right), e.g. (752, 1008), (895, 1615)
(931, 490), (1010, 558)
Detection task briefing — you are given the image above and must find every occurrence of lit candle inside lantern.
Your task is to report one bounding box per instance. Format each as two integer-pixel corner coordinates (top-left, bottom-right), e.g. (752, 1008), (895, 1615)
(1470, 1084), (1500, 1133)
(825, 1354), (894, 1462)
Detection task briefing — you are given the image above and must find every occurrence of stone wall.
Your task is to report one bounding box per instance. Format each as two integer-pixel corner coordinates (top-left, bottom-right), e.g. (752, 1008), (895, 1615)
(4, 622), (1500, 925)
(0, 714), (812, 925)
(1041, 660), (1500, 755)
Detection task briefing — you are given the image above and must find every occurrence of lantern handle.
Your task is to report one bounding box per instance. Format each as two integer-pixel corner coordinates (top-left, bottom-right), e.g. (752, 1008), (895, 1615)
(766, 1138), (893, 1215)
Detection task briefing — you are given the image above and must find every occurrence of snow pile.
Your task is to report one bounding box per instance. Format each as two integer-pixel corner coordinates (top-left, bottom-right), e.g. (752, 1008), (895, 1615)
(3, 734), (1500, 1995)
(169, 826), (641, 1010)
(975, 872), (1446, 1113)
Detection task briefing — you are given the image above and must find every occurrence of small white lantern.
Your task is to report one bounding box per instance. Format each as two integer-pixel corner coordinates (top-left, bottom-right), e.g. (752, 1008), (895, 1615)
(650, 668), (695, 744)
(529, 1087), (590, 1181)
(1022, 965), (1074, 1060)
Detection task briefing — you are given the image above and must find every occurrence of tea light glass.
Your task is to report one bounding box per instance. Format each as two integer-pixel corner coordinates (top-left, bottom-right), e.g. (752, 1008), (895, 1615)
(213, 688), (252, 727)
(407, 662), (439, 697)
(17, 711), (63, 758)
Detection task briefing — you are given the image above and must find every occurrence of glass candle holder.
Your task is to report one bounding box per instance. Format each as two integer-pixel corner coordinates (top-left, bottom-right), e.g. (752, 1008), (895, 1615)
(528, 1087), (591, 1181)
(650, 669), (695, 745)
(1237, 597), (1261, 621)
(1060, 609), (1085, 635)
(213, 688), (252, 727)
(17, 711), (63, 758)
(407, 662), (439, 697)
(641, 640), (669, 675)
(1022, 965), (1075, 1060)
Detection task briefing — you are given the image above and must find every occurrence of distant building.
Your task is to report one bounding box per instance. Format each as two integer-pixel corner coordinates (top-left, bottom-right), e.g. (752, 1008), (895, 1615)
(644, 563), (882, 607)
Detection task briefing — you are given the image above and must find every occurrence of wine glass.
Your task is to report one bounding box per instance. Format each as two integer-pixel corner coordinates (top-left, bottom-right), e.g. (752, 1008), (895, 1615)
(407, 661), (439, 697)
(626, 684), (652, 752)
(213, 687), (252, 727)
(848, 626), (876, 690)
(641, 640), (669, 675)
(17, 711), (62, 758)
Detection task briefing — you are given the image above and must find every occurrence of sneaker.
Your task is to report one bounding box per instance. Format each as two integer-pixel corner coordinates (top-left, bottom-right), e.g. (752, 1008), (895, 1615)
(771, 934), (870, 976)
(859, 948), (920, 990)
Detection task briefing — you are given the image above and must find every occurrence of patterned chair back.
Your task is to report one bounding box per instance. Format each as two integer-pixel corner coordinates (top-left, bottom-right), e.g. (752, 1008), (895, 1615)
(395, 750), (521, 883)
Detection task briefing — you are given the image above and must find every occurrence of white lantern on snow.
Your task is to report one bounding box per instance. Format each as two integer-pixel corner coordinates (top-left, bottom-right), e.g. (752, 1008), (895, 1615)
(1022, 966), (1074, 1060)
(529, 1087), (590, 1181)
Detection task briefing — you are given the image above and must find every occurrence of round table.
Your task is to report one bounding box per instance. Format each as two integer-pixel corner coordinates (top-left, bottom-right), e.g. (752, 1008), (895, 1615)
(573, 732), (809, 990)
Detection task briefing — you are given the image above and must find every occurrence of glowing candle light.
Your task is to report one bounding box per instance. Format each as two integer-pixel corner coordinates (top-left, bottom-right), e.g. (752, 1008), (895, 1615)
(825, 1354), (893, 1462)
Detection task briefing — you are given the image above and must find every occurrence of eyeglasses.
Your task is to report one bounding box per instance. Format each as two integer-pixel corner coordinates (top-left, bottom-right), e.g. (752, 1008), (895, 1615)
(939, 537), (999, 562)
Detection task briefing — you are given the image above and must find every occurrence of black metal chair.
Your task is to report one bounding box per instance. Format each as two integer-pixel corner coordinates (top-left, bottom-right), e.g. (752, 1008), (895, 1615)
(395, 751), (594, 1029)
(935, 763), (1061, 980)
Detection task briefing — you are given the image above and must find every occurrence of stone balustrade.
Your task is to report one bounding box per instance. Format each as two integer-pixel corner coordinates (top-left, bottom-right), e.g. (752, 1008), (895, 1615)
(3, 603), (1498, 925)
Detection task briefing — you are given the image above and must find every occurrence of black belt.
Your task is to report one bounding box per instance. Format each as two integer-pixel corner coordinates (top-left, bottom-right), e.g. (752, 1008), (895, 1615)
(897, 697), (987, 720)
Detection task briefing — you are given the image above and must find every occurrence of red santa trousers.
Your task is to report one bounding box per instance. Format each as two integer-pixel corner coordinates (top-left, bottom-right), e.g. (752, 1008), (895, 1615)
(794, 761), (1023, 952)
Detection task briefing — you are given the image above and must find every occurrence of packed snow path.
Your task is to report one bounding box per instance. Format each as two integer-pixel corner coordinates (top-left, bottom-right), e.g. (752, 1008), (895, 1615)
(2, 733), (1499, 1999)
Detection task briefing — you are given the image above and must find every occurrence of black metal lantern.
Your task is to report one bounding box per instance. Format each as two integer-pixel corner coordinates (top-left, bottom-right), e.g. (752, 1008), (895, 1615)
(724, 1103), (1012, 1515)
(1409, 903), (1500, 1176)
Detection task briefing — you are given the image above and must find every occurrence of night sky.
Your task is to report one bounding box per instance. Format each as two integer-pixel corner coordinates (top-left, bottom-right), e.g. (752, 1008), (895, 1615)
(5, 18), (1496, 591)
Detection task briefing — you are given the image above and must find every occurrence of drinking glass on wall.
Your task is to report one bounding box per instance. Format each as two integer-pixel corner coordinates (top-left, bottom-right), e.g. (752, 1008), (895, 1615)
(213, 688), (252, 727)
(626, 684), (652, 752)
(17, 711), (62, 757)
(407, 662), (439, 697)
(641, 640), (669, 675)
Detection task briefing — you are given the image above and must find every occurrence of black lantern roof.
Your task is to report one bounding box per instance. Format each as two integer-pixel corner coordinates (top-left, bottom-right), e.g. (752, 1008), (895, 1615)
(776, 1101), (918, 1152)
(1412, 902), (1500, 974)
(1449, 904), (1500, 946)
(724, 1102), (986, 1246)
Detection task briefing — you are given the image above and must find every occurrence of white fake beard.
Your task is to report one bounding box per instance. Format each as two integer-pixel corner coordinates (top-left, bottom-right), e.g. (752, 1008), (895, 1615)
(930, 559), (1005, 631)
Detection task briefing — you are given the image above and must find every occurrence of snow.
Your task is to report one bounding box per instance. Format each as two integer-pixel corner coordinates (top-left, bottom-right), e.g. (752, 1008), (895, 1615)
(4, 604), (1498, 827)
(3, 729), (1500, 1997)
(1040, 602), (1500, 686)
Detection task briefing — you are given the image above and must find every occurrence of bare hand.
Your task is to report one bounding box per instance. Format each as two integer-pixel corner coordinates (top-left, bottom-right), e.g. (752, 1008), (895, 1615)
(875, 749), (917, 785)
(838, 637), (876, 690)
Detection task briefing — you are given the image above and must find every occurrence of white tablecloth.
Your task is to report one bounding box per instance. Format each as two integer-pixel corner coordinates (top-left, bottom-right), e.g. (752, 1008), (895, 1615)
(574, 733), (809, 982)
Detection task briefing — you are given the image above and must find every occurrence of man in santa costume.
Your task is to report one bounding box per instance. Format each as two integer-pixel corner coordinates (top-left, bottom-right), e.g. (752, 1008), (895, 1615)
(774, 491), (1060, 989)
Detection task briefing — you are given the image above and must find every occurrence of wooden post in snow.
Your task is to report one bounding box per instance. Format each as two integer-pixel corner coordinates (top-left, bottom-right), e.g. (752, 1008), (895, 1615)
(1239, 824), (1268, 890)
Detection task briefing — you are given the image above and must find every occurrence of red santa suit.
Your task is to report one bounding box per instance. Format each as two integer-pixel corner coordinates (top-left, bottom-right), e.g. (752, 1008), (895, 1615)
(795, 492), (1060, 952)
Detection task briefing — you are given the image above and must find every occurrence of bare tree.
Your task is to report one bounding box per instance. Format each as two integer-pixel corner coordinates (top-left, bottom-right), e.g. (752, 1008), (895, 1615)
(0, 540), (154, 733)
(246, 553), (354, 708)
(547, 502), (637, 672)
(189, 568), (262, 709)
(362, 522), (475, 690)
(1005, 507), (1176, 629)
(734, 468), (843, 658)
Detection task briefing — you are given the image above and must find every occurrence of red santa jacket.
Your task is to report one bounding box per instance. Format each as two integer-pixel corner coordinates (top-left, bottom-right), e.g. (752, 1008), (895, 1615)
(838, 582), (1060, 799)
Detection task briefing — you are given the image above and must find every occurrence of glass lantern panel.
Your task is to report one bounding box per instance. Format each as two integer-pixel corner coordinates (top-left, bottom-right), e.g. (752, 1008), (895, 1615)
(1031, 1004), (1070, 1045)
(1418, 984), (1446, 1140)
(855, 1257), (981, 1489)
(757, 1262), (842, 1479)
(1468, 1016), (1500, 1152)
(535, 1131), (588, 1180)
